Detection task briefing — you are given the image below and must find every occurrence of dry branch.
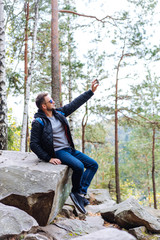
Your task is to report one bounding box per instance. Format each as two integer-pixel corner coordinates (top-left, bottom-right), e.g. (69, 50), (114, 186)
(58, 9), (119, 24)
(119, 109), (160, 129)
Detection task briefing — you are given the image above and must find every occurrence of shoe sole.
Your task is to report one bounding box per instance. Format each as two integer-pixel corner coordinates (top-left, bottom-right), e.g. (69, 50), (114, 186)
(70, 193), (86, 214)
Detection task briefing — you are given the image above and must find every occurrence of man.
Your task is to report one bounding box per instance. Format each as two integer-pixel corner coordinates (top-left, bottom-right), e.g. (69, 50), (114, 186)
(30, 79), (99, 214)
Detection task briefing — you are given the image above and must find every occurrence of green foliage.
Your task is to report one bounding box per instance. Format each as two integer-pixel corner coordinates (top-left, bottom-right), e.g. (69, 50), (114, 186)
(59, 0), (85, 100)
(119, 119), (160, 208)
(4, 0), (160, 209)
(74, 121), (115, 190)
(6, 68), (23, 95)
(8, 109), (21, 151)
(130, 71), (160, 127)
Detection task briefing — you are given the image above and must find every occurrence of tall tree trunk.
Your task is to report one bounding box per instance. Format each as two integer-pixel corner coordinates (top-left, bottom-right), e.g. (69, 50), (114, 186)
(67, 16), (74, 133)
(0, 0), (7, 150)
(114, 40), (128, 203)
(115, 64), (121, 203)
(24, 0), (29, 91)
(51, 0), (61, 107)
(24, 0), (29, 152)
(145, 155), (151, 207)
(20, 0), (39, 152)
(152, 127), (157, 208)
(114, 45), (127, 203)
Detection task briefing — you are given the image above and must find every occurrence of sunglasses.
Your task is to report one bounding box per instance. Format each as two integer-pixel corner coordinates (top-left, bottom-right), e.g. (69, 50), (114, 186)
(46, 99), (54, 104)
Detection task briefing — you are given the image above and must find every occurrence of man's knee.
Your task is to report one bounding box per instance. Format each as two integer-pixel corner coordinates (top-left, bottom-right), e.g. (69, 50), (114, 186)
(94, 161), (99, 171)
(73, 162), (84, 173)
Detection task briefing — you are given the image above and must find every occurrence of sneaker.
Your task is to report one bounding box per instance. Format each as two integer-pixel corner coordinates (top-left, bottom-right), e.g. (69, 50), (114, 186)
(70, 192), (86, 214)
(83, 197), (90, 206)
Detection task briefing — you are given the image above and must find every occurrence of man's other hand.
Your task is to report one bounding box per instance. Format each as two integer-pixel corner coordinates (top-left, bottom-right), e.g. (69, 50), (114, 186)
(49, 158), (62, 165)
(91, 79), (99, 93)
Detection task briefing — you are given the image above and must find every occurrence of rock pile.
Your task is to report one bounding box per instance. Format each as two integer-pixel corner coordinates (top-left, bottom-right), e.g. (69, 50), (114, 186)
(1, 151), (160, 239)
(101, 196), (160, 233)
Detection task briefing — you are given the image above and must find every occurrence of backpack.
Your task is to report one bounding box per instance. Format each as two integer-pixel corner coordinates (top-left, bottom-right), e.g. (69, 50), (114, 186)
(35, 111), (65, 126)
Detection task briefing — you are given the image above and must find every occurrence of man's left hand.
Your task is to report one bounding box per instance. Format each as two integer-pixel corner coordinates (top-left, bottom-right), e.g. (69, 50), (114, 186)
(91, 79), (99, 93)
(49, 158), (62, 165)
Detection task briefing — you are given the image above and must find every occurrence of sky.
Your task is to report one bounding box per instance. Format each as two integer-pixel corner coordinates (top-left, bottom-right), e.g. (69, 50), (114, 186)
(74, 0), (160, 93)
(75, 0), (129, 16)
(7, 0), (160, 124)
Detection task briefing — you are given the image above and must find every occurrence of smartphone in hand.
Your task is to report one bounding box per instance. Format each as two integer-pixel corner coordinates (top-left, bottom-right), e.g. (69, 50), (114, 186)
(95, 79), (99, 84)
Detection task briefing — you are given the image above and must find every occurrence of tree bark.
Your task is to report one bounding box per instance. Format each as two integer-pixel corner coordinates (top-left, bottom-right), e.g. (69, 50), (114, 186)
(20, 0), (39, 152)
(144, 155), (151, 207)
(114, 39), (130, 203)
(24, 0), (29, 152)
(115, 62), (121, 203)
(152, 127), (157, 208)
(67, 15), (74, 133)
(24, 0), (29, 91)
(51, 0), (61, 107)
(114, 43), (127, 203)
(0, 0), (7, 150)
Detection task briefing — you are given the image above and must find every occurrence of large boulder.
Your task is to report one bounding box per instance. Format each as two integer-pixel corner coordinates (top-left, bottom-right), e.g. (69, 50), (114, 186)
(128, 226), (160, 240)
(101, 196), (160, 233)
(0, 150), (72, 226)
(86, 189), (116, 214)
(40, 216), (106, 239)
(145, 206), (160, 219)
(0, 203), (38, 239)
(87, 189), (115, 204)
(71, 228), (136, 240)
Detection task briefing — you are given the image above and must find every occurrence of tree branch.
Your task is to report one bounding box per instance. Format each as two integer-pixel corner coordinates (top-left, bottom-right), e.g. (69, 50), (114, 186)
(119, 109), (160, 129)
(58, 9), (119, 24)
(86, 140), (105, 145)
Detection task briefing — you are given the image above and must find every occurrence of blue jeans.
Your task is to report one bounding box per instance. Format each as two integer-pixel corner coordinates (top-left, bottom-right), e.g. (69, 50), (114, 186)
(55, 148), (98, 195)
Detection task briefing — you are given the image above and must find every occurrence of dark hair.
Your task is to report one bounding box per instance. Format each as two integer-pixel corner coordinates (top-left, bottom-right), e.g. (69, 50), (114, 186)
(35, 92), (48, 109)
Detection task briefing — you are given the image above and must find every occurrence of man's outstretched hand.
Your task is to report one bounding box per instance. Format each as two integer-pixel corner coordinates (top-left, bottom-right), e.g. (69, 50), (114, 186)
(91, 79), (99, 93)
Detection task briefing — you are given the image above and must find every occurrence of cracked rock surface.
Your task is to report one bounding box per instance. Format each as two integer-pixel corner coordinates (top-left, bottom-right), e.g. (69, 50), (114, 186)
(0, 202), (38, 239)
(0, 150), (72, 226)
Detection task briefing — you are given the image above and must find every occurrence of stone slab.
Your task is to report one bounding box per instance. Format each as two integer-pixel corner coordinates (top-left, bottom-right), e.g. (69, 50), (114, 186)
(0, 150), (72, 226)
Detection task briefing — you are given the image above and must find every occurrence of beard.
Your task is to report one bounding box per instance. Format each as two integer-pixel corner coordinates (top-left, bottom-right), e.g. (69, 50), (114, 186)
(46, 107), (54, 111)
(46, 105), (56, 112)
